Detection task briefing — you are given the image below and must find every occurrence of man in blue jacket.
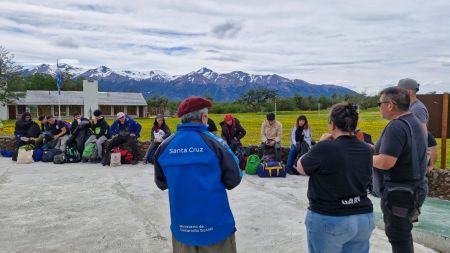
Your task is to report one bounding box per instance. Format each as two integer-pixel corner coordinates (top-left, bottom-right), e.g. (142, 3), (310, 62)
(154, 96), (242, 253)
(109, 112), (141, 165)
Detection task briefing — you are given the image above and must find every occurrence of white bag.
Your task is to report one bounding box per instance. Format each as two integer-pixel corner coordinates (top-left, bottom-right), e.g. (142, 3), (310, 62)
(17, 149), (34, 164)
(154, 130), (165, 142)
(110, 152), (122, 166)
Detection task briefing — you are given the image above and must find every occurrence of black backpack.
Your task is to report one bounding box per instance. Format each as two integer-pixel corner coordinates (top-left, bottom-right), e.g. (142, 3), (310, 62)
(42, 149), (63, 162)
(65, 146), (81, 163)
(27, 122), (41, 138)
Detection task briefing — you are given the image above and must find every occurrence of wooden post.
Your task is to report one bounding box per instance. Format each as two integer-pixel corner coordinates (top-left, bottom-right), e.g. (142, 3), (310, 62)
(441, 92), (448, 169)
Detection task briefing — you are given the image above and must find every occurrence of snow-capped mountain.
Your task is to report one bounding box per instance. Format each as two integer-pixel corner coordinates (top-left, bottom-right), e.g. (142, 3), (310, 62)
(22, 64), (358, 102)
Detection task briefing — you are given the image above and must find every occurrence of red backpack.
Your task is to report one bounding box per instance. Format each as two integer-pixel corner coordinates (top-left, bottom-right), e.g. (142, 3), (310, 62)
(120, 149), (133, 163)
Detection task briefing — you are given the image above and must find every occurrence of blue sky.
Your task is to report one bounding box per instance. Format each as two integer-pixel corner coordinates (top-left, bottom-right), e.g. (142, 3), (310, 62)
(0, 0), (449, 94)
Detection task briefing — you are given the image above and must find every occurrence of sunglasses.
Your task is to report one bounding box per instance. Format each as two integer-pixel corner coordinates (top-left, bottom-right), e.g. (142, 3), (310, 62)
(378, 101), (397, 107)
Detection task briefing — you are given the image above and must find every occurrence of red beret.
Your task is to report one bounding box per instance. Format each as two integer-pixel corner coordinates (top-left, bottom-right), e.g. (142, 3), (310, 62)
(177, 96), (213, 117)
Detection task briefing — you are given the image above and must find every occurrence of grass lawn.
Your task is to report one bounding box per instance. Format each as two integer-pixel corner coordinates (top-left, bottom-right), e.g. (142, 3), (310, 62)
(1, 109), (449, 168)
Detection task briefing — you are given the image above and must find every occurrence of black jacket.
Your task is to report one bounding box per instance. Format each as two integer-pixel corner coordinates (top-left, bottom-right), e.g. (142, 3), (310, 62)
(219, 118), (246, 144)
(14, 119), (33, 137)
(91, 117), (110, 139)
(71, 117), (91, 137)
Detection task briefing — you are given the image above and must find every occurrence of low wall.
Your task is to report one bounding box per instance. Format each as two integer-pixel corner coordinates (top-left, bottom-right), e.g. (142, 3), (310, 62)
(1, 136), (448, 200)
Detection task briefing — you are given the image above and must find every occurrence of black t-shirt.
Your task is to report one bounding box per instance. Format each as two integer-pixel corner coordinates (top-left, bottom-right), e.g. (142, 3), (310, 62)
(207, 118), (217, 133)
(301, 135), (373, 216)
(428, 132), (437, 148)
(374, 113), (427, 184)
(46, 120), (68, 136)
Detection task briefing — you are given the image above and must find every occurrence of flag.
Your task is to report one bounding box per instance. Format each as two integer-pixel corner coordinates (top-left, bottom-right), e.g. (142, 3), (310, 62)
(56, 63), (62, 95)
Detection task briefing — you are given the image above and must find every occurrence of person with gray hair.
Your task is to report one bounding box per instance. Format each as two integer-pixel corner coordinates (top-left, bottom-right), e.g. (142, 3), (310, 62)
(373, 86), (427, 253)
(154, 96), (242, 253)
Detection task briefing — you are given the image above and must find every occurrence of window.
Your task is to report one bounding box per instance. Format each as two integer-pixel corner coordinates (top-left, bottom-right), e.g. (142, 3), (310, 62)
(113, 105), (125, 115)
(99, 105), (111, 116)
(127, 106), (137, 116)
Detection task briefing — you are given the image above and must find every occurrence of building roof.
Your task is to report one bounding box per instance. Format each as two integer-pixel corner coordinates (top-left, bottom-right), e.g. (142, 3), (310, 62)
(14, 90), (147, 106)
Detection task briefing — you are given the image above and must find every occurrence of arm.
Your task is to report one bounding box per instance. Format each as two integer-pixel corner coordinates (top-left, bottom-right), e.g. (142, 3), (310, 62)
(154, 146), (168, 190)
(290, 126), (296, 145)
(54, 126), (67, 139)
(428, 145), (438, 172)
(373, 154), (398, 170)
(109, 121), (118, 136)
(162, 125), (171, 139)
(260, 122), (267, 143)
(237, 124), (246, 140)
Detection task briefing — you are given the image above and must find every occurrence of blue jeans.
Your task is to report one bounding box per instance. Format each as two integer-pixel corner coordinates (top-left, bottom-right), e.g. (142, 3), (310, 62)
(305, 210), (375, 253)
(286, 144), (297, 170)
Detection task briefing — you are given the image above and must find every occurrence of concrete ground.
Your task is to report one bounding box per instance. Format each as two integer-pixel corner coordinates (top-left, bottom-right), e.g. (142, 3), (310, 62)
(0, 158), (437, 253)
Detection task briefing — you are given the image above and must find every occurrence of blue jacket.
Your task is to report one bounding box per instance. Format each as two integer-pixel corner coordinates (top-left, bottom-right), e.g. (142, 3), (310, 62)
(109, 116), (141, 137)
(154, 123), (242, 246)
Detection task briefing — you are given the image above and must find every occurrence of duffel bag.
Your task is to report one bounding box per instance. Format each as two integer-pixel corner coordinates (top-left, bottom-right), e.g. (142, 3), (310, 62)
(257, 161), (286, 178)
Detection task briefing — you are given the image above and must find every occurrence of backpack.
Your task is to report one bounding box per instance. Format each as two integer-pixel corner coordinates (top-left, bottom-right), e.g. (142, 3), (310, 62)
(235, 146), (250, 170)
(53, 153), (67, 164)
(245, 154), (261, 175)
(257, 161), (286, 177)
(82, 143), (96, 161)
(62, 120), (72, 130)
(120, 149), (133, 164)
(33, 148), (44, 162)
(1, 150), (14, 157)
(65, 146), (81, 163)
(42, 149), (63, 162)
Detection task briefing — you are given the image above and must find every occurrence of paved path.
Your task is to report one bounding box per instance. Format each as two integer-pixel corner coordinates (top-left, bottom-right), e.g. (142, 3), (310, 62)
(0, 158), (437, 253)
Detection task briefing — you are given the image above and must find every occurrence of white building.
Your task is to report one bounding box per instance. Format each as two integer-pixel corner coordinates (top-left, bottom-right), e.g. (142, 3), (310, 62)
(0, 80), (148, 119)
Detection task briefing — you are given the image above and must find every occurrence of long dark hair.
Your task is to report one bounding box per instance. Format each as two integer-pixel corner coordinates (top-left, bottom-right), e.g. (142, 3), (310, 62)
(329, 102), (358, 133)
(296, 115), (309, 130)
(153, 117), (167, 128)
(21, 112), (32, 121)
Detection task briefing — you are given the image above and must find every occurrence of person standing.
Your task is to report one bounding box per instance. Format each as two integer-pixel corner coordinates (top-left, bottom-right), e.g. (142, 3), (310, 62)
(373, 87), (427, 253)
(297, 103), (374, 253)
(219, 114), (246, 153)
(143, 114), (171, 164)
(84, 110), (109, 162)
(258, 113), (282, 161)
(154, 96), (241, 253)
(397, 78), (429, 135)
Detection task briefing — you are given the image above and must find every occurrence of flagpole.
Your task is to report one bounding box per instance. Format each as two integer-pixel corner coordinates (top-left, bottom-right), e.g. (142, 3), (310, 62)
(57, 59), (61, 120)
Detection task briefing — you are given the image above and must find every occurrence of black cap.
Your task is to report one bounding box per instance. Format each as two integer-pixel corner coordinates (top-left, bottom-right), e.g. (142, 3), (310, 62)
(93, 110), (102, 117)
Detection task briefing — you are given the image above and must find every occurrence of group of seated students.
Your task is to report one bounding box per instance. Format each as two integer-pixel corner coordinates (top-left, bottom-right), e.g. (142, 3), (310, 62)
(13, 110), (142, 165)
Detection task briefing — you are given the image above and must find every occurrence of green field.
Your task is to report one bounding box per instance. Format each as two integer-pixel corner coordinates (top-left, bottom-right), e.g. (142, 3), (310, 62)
(1, 109), (449, 168)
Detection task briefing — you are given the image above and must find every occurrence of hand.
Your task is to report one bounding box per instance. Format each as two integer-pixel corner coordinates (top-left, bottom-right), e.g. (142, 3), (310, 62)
(234, 137), (238, 141)
(130, 133), (136, 137)
(53, 135), (59, 140)
(93, 139), (97, 143)
(319, 133), (333, 141)
(427, 164), (434, 173)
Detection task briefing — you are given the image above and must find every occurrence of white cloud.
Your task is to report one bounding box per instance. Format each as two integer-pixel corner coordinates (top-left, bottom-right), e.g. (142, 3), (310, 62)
(0, 0), (449, 94)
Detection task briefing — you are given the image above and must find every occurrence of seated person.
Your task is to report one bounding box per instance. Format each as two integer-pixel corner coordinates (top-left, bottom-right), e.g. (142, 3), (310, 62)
(108, 112), (142, 165)
(258, 112), (282, 161)
(45, 115), (70, 151)
(286, 115), (312, 174)
(84, 110), (110, 162)
(219, 114), (246, 153)
(144, 114), (171, 164)
(69, 112), (91, 153)
(14, 112), (33, 148)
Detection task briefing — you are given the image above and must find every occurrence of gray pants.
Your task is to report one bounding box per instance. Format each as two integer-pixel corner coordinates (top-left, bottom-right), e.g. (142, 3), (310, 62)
(172, 233), (236, 253)
(54, 135), (70, 152)
(84, 135), (108, 159)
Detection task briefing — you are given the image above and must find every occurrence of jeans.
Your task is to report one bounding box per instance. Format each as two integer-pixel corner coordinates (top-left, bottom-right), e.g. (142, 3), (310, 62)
(286, 144), (297, 170)
(305, 210), (375, 253)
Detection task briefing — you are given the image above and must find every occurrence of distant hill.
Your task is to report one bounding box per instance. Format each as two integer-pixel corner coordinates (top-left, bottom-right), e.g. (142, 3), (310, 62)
(23, 64), (359, 102)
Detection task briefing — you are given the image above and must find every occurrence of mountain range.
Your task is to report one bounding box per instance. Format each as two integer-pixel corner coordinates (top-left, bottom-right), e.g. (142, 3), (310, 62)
(22, 64), (358, 102)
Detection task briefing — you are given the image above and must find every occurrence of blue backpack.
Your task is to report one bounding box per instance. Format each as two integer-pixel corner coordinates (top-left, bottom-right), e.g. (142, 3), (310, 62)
(1, 150), (14, 157)
(33, 148), (44, 162)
